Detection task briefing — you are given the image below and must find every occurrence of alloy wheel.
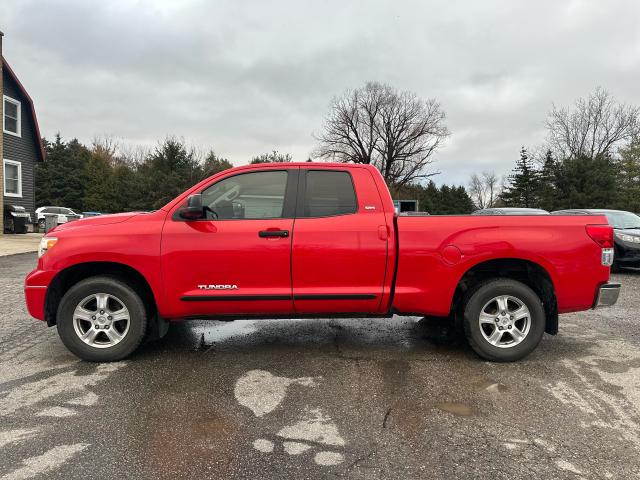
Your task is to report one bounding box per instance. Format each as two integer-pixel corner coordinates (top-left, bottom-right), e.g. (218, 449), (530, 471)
(72, 293), (130, 348)
(478, 295), (531, 348)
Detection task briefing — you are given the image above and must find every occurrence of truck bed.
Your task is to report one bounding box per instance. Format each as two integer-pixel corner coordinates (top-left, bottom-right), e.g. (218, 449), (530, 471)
(392, 214), (611, 317)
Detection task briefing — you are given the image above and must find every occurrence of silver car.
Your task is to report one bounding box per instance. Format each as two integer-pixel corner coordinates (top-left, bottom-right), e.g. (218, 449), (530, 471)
(35, 206), (83, 231)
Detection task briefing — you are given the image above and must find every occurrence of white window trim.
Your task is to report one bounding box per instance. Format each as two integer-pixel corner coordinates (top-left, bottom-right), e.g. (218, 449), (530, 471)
(3, 159), (22, 198)
(3, 95), (22, 137)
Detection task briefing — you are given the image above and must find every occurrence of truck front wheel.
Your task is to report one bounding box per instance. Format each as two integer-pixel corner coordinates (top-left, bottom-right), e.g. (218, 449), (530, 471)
(463, 279), (545, 362)
(56, 276), (147, 362)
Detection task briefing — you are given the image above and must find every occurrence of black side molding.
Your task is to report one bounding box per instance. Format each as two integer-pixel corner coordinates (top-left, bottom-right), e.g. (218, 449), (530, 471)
(181, 295), (291, 302)
(293, 294), (377, 300)
(181, 294), (378, 302)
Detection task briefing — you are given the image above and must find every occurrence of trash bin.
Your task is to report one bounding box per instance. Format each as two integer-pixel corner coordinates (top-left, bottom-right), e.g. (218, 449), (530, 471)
(3, 205), (30, 234)
(44, 215), (58, 233)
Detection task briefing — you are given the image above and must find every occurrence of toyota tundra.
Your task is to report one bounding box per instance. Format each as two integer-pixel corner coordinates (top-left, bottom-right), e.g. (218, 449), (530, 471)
(25, 163), (620, 362)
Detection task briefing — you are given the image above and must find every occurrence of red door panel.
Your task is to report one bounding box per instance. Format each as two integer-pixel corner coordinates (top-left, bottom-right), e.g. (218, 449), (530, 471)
(161, 169), (296, 318)
(292, 168), (388, 314)
(162, 219), (294, 317)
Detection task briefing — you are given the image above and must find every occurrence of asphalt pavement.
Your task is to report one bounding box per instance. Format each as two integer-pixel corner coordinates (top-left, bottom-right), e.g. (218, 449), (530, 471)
(1, 252), (639, 479)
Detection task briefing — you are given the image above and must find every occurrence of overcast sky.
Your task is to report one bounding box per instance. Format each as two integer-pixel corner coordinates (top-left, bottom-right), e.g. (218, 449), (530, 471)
(2, 0), (640, 184)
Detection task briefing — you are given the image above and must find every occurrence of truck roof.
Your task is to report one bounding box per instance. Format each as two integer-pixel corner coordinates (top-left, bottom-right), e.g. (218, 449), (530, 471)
(234, 162), (377, 170)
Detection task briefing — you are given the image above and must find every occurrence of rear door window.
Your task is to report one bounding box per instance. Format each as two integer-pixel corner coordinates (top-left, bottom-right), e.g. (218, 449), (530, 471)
(300, 171), (357, 218)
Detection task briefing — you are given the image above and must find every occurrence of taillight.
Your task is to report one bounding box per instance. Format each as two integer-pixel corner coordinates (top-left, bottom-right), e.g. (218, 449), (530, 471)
(586, 224), (615, 267)
(586, 224), (614, 248)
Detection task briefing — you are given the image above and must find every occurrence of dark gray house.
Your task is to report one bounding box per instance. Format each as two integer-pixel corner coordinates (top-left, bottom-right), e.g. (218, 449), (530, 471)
(1, 31), (45, 233)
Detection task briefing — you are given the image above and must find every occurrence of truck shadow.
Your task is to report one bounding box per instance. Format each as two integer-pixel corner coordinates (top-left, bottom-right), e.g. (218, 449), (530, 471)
(135, 314), (612, 367)
(138, 315), (471, 359)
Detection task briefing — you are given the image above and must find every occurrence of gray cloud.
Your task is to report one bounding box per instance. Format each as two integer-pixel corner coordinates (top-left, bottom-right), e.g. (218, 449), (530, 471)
(2, 0), (640, 185)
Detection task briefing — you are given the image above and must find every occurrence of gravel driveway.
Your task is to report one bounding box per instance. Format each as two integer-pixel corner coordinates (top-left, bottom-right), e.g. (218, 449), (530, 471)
(1, 253), (639, 479)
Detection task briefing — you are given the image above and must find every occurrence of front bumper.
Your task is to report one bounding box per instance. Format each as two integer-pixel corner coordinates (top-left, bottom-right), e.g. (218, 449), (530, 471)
(25, 286), (47, 320)
(615, 241), (640, 266)
(24, 268), (56, 321)
(616, 256), (640, 267)
(594, 283), (621, 308)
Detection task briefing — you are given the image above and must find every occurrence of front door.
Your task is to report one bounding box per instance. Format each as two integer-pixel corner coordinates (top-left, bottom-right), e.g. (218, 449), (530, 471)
(161, 168), (298, 318)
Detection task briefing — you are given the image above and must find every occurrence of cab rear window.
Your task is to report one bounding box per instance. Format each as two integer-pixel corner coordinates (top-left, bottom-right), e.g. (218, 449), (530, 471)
(301, 171), (357, 217)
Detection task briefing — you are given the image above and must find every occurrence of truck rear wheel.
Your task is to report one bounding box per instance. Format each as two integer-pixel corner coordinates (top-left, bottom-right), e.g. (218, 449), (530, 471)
(463, 279), (545, 362)
(56, 276), (147, 362)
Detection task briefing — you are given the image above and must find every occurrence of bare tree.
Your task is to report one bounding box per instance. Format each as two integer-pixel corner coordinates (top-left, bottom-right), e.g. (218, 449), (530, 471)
(91, 135), (150, 168)
(468, 171), (500, 209)
(91, 135), (121, 164)
(546, 87), (640, 159)
(315, 82), (449, 188)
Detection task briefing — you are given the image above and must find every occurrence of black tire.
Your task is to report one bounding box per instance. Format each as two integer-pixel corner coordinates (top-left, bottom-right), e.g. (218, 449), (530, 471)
(611, 261), (621, 274)
(463, 279), (545, 362)
(57, 276), (147, 362)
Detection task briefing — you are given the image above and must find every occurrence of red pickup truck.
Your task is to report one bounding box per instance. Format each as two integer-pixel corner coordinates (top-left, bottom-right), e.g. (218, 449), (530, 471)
(25, 163), (620, 362)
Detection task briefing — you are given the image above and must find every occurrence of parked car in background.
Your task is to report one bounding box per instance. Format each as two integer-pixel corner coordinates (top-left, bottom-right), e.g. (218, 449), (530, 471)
(552, 209), (640, 271)
(35, 207), (83, 231)
(472, 208), (550, 215)
(3, 205), (31, 234)
(81, 212), (103, 217)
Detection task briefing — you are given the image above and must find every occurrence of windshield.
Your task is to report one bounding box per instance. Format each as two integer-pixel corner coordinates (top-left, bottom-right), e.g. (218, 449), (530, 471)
(602, 211), (640, 229)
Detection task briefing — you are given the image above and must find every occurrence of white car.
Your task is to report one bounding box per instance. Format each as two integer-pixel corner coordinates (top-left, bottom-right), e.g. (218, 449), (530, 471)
(35, 207), (83, 231)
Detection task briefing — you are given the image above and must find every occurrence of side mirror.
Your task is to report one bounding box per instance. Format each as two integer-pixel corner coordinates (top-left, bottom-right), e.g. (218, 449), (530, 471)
(178, 194), (205, 220)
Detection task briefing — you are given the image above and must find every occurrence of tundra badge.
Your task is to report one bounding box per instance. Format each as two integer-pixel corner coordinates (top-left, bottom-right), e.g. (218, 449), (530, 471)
(198, 284), (239, 290)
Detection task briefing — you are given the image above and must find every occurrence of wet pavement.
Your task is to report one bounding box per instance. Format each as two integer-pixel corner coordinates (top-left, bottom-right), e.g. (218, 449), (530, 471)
(1, 252), (639, 479)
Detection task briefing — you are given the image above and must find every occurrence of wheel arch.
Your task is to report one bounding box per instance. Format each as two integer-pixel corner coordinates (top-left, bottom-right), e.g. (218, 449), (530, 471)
(44, 261), (158, 327)
(451, 258), (558, 335)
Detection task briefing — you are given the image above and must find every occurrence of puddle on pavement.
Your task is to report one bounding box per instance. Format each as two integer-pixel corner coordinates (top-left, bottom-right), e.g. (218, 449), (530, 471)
(182, 320), (260, 349)
(475, 380), (509, 393)
(435, 402), (475, 416)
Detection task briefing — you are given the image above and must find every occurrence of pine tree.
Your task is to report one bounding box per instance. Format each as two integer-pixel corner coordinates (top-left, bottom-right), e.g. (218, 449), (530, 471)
(501, 147), (540, 208)
(452, 186), (475, 214)
(35, 135), (91, 210)
(82, 152), (113, 211)
(616, 139), (640, 212)
(394, 180), (475, 214)
(202, 151), (233, 179)
(420, 181), (440, 213)
(135, 138), (203, 210)
(553, 155), (617, 208)
(537, 149), (557, 211)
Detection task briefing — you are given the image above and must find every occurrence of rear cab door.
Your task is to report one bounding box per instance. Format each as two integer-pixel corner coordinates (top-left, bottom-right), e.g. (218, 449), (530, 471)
(291, 166), (392, 314)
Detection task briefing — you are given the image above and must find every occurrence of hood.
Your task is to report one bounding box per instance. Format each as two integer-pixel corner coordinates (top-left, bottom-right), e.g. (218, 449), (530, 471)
(50, 212), (145, 232)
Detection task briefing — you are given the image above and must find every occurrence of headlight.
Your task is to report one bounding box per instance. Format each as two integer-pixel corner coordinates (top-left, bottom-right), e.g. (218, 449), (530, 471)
(615, 232), (640, 243)
(38, 237), (58, 257)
